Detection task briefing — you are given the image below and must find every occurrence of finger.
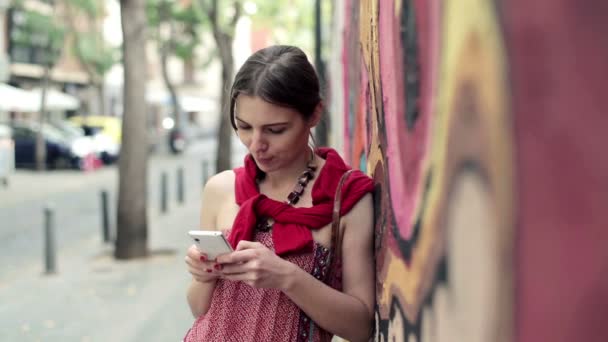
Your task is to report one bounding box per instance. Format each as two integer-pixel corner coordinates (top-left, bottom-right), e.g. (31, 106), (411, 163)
(235, 240), (263, 251)
(185, 256), (219, 272)
(184, 256), (199, 267)
(187, 245), (207, 260)
(216, 249), (257, 264)
(220, 261), (253, 275)
(187, 255), (210, 266)
(189, 263), (220, 276)
(184, 255), (209, 266)
(215, 250), (233, 261)
(221, 272), (255, 283)
(189, 268), (213, 278)
(193, 274), (219, 283)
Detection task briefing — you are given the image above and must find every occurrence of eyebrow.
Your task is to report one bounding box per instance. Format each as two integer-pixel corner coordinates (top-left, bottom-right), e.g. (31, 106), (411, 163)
(235, 117), (289, 127)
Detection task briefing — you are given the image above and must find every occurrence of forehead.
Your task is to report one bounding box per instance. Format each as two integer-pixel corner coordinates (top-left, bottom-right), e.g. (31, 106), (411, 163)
(235, 95), (302, 124)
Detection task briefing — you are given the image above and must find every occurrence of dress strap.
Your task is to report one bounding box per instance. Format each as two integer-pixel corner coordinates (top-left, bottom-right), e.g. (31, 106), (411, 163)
(328, 169), (355, 284)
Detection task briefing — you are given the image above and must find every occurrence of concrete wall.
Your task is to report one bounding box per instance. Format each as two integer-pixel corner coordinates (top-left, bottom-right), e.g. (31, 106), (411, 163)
(328, 0), (608, 341)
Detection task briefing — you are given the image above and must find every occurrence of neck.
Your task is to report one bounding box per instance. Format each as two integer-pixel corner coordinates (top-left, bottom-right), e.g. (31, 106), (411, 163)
(263, 148), (314, 189)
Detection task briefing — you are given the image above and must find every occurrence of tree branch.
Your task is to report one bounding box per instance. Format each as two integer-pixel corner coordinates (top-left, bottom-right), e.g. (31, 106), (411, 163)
(64, 2), (98, 84)
(230, 1), (241, 27)
(199, 0), (218, 30)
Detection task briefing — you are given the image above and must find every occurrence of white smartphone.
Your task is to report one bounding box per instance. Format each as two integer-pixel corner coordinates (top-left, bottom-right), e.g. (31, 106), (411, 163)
(188, 230), (234, 260)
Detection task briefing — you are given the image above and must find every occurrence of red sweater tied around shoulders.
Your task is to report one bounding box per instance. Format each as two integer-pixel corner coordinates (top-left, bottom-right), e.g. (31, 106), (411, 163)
(228, 148), (374, 256)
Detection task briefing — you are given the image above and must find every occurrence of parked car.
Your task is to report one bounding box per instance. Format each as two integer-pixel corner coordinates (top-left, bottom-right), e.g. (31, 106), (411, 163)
(50, 119), (119, 165)
(68, 115), (121, 145)
(11, 122), (100, 170)
(69, 114), (166, 154)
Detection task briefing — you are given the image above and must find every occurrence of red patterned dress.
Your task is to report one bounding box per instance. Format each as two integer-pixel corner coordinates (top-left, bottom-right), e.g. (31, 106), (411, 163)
(183, 148), (374, 342)
(183, 230), (337, 342)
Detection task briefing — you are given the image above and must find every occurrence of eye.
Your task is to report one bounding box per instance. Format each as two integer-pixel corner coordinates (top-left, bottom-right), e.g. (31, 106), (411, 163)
(267, 127), (286, 134)
(237, 124), (251, 130)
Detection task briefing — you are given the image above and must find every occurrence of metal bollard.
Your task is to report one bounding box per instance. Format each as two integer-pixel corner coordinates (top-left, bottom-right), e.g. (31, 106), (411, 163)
(100, 190), (111, 243)
(161, 171), (168, 214)
(177, 167), (185, 204)
(202, 160), (209, 186)
(44, 206), (56, 274)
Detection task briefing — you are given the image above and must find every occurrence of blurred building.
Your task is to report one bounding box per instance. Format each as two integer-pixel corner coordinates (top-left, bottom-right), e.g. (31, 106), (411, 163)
(1, 0), (100, 121)
(102, 0), (252, 149)
(0, 1), (9, 83)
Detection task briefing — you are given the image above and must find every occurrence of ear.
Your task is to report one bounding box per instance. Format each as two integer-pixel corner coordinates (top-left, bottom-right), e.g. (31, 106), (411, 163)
(308, 102), (323, 128)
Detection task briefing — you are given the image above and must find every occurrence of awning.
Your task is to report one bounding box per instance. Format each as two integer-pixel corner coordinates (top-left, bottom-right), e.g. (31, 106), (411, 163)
(0, 84), (80, 112)
(0, 83), (37, 112)
(180, 96), (217, 113)
(28, 88), (80, 111)
(146, 89), (217, 113)
(10, 63), (89, 84)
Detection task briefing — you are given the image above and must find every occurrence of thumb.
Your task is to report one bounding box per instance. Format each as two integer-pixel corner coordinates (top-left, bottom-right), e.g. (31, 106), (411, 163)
(235, 240), (261, 251)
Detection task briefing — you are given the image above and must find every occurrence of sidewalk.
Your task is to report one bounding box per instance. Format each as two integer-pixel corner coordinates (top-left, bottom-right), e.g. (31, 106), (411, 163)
(0, 167), (117, 208)
(0, 189), (200, 341)
(0, 153), (187, 208)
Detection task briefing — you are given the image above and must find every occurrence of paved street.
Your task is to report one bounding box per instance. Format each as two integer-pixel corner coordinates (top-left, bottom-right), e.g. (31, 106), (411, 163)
(0, 137), (248, 341)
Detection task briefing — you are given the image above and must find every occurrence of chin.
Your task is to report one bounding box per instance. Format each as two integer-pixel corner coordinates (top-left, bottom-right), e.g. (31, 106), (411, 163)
(254, 158), (276, 173)
(256, 164), (270, 173)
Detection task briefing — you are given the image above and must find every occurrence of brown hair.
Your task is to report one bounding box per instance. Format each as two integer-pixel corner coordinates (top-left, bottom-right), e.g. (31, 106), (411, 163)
(229, 45), (321, 130)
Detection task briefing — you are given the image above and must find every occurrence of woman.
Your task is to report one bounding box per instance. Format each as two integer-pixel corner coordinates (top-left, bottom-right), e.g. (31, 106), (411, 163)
(184, 45), (375, 342)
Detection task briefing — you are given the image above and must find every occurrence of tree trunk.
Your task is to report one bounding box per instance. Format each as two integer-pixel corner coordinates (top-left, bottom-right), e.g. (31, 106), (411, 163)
(159, 3), (182, 131)
(35, 65), (50, 171)
(314, 0), (329, 147)
(115, 0), (149, 259)
(214, 32), (234, 173)
(183, 57), (195, 84)
(161, 44), (182, 130)
(97, 81), (106, 116)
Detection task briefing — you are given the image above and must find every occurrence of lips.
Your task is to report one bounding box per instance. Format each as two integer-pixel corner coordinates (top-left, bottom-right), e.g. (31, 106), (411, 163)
(256, 156), (273, 165)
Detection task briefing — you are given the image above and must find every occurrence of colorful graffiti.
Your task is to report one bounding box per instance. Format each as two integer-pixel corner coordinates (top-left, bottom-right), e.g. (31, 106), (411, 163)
(331, 0), (608, 341)
(332, 0), (515, 340)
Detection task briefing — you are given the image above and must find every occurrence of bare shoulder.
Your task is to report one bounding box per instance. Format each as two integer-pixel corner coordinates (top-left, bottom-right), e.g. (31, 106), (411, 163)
(200, 170), (236, 230)
(340, 192), (375, 318)
(343, 192), (374, 229)
(203, 170), (235, 198)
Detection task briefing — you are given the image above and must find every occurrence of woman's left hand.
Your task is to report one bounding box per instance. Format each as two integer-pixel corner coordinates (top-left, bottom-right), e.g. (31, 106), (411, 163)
(216, 240), (296, 290)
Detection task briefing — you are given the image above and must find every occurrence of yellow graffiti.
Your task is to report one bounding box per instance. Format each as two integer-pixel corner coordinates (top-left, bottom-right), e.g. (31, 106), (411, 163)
(372, 0), (516, 339)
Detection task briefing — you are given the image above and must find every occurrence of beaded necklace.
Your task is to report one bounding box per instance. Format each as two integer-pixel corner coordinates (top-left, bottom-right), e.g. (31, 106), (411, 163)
(256, 150), (317, 232)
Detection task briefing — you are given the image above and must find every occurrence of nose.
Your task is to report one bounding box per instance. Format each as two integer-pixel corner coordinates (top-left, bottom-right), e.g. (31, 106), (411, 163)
(250, 130), (268, 153)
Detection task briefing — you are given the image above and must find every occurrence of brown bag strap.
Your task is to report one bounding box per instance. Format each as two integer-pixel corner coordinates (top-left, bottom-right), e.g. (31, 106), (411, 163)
(329, 169), (355, 282)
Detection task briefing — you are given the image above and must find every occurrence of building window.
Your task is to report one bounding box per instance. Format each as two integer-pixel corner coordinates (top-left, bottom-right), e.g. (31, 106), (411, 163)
(7, 7), (58, 66)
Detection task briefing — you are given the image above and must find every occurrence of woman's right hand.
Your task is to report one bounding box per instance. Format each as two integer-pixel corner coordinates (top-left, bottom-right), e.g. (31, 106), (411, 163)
(185, 244), (221, 283)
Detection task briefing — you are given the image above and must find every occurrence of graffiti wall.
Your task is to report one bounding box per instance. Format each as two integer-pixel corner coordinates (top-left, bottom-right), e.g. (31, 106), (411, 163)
(328, 0), (608, 341)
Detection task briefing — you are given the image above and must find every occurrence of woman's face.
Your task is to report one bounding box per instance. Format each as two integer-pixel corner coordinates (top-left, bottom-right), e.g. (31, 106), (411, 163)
(234, 95), (314, 173)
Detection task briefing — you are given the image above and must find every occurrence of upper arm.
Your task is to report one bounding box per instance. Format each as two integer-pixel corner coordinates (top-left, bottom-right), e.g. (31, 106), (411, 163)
(200, 170), (235, 230)
(341, 192), (375, 317)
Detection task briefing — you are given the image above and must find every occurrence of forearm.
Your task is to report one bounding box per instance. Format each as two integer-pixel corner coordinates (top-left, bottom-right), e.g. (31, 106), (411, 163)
(186, 279), (217, 317)
(282, 266), (373, 342)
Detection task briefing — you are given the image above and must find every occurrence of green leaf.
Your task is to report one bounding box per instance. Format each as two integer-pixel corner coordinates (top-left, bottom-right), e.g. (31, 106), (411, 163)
(63, 1), (118, 77)
(65, 0), (99, 17)
(10, 8), (65, 65)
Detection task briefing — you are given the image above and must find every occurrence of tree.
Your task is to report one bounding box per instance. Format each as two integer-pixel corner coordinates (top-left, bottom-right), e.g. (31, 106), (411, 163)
(9, 4), (64, 170)
(146, 0), (207, 151)
(65, 0), (119, 116)
(313, 0), (330, 146)
(250, 1), (315, 49)
(115, 0), (149, 259)
(198, 0), (241, 173)
(251, 0), (331, 145)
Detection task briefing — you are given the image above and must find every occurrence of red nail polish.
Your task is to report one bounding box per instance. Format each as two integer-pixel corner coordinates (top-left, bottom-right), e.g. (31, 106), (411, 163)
(200, 255), (207, 262)
(214, 264), (222, 271)
(205, 269), (212, 273)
